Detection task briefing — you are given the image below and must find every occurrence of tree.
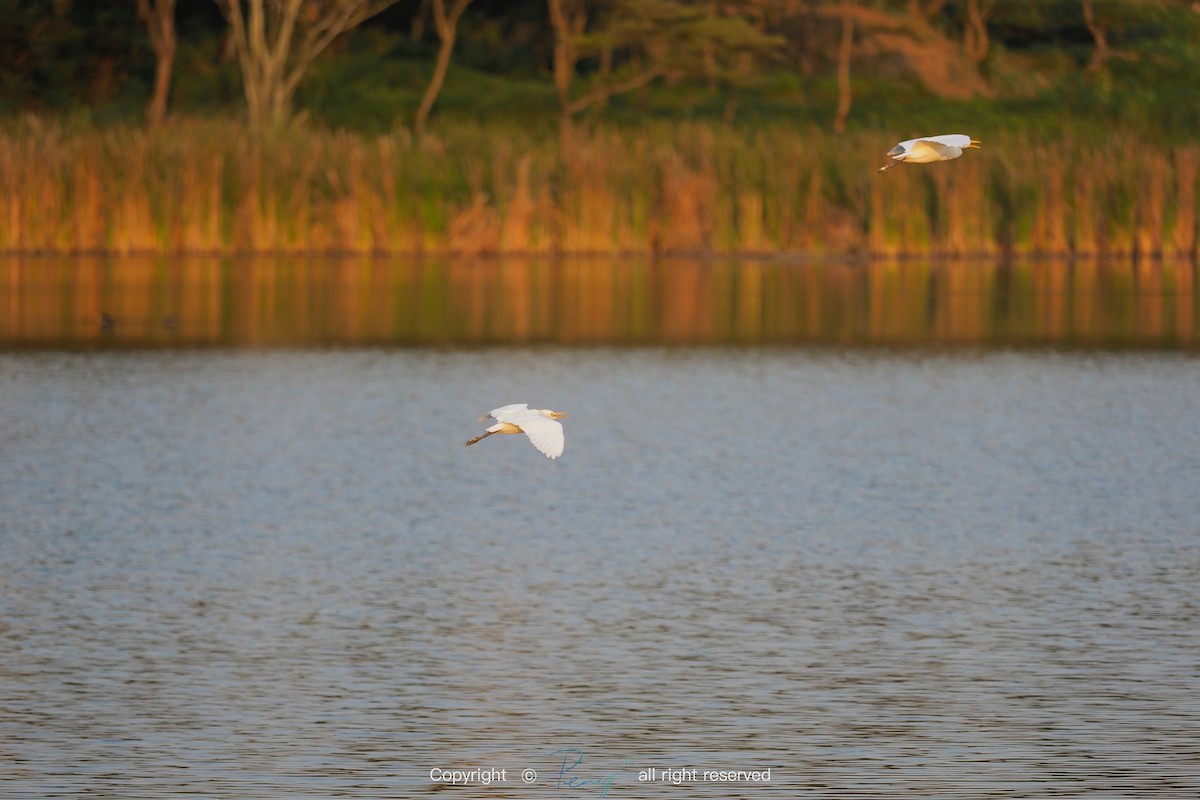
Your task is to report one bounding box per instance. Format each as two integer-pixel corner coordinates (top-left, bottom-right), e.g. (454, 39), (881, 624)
(215, 0), (402, 131)
(906, 0), (946, 33)
(135, 0), (176, 126)
(832, 0), (854, 133)
(546, 0), (782, 135)
(546, 0), (588, 130)
(836, 2), (990, 99)
(962, 0), (995, 67)
(1081, 1), (1104, 70)
(1079, 0), (1177, 74)
(414, 0), (473, 139)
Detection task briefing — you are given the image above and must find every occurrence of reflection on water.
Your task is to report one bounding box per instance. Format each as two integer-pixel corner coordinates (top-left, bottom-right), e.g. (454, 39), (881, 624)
(2, 349), (1199, 798)
(1, 256), (1197, 348)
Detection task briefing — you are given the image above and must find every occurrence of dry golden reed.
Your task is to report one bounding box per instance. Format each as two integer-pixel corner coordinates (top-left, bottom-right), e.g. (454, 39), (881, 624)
(0, 116), (1196, 258)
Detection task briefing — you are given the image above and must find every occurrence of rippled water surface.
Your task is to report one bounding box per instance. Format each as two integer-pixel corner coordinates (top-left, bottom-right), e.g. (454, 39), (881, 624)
(3, 349), (1200, 798)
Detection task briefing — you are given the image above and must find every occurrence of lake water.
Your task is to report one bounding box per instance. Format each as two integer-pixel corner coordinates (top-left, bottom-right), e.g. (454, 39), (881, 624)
(1, 256), (1197, 349)
(2, 258), (1199, 798)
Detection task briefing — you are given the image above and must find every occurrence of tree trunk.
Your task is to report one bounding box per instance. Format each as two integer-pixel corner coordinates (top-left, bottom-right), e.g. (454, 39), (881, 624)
(833, 0), (854, 133)
(148, 41), (176, 125)
(136, 0), (177, 127)
(963, 0), (993, 66)
(546, 0), (586, 138)
(906, 0), (946, 33)
(415, 0), (472, 139)
(217, 0), (400, 132)
(1082, 0), (1109, 72)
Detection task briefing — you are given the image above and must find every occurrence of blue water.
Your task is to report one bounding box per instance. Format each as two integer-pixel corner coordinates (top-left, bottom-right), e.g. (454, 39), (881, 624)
(2, 348), (1199, 798)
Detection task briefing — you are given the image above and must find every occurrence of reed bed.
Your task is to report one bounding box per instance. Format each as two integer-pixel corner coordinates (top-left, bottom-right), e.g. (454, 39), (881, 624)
(0, 116), (1196, 258)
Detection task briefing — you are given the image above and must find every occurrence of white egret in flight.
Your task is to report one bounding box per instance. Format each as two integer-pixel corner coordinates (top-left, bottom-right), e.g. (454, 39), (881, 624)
(878, 134), (980, 172)
(465, 404), (566, 459)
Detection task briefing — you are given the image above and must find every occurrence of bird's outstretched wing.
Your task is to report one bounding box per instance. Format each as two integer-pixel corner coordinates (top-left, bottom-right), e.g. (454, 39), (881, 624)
(486, 403), (530, 422)
(514, 413), (565, 459)
(922, 134), (973, 149)
(909, 139), (959, 160)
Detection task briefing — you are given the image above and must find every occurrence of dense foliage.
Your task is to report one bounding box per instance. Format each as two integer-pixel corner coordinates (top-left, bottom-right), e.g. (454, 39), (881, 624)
(2, 1), (1200, 138)
(4, 1), (1200, 257)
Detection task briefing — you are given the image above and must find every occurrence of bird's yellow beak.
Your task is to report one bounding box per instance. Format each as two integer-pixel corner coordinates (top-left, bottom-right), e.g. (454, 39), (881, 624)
(551, 411), (567, 419)
(969, 140), (982, 148)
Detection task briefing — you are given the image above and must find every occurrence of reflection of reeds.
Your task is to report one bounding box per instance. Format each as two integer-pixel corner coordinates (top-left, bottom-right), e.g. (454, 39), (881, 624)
(2, 256), (1195, 349)
(1, 118), (1198, 258)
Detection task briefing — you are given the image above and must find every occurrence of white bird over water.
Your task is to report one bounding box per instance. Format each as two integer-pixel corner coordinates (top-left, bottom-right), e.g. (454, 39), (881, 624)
(465, 404), (566, 459)
(878, 134), (980, 173)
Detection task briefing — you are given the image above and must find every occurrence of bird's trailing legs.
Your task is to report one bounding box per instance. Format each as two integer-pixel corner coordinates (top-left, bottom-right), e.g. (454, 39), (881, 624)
(465, 430), (497, 447)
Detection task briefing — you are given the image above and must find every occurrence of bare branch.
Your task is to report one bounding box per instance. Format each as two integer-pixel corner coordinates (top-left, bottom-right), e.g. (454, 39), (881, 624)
(833, 0), (854, 133)
(216, 0), (402, 130)
(415, 0), (474, 137)
(136, 0), (177, 125)
(1082, 0), (1108, 71)
(963, 0), (995, 65)
(566, 65), (665, 117)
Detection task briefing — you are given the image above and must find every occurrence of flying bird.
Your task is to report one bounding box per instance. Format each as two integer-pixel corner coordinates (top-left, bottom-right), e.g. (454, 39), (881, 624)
(465, 403), (566, 460)
(878, 134), (980, 173)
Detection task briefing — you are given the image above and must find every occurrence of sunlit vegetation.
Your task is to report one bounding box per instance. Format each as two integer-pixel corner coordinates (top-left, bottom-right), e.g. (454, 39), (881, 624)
(1, 116), (1196, 258)
(3, 1), (1200, 256)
